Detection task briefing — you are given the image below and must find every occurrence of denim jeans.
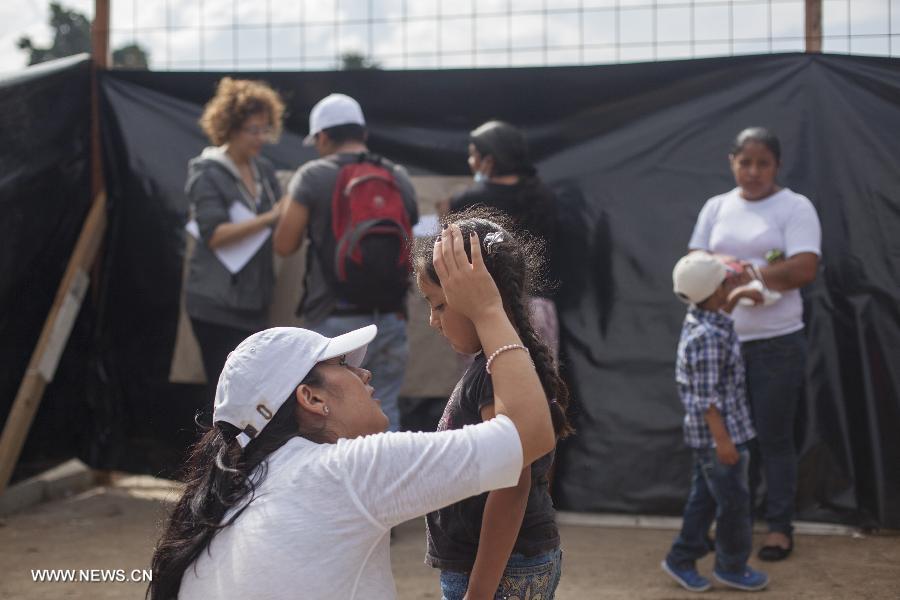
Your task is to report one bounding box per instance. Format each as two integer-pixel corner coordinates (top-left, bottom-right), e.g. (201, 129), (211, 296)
(309, 312), (408, 432)
(666, 444), (752, 574)
(439, 547), (563, 600)
(741, 330), (807, 536)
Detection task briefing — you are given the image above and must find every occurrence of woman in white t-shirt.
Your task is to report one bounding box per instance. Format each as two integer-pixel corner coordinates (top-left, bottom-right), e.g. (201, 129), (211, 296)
(688, 127), (821, 562)
(147, 225), (556, 600)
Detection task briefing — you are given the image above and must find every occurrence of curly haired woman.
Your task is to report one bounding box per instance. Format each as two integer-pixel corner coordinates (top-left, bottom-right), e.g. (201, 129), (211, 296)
(185, 77), (286, 412)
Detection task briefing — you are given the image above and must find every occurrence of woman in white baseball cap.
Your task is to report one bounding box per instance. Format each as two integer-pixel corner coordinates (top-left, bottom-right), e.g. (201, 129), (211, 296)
(148, 225), (556, 600)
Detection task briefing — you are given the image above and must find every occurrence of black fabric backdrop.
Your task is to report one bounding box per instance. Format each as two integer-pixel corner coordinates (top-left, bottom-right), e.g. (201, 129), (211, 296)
(0, 55), (96, 478)
(4, 53), (899, 527)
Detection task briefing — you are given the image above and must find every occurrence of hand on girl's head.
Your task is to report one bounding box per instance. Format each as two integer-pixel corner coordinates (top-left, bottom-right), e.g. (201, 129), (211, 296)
(434, 224), (480, 275)
(432, 224), (502, 323)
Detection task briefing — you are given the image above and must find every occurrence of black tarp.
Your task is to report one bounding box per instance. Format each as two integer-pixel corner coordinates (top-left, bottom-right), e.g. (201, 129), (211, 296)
(6, 53), (899, 527)
(0, 55), (94, 480)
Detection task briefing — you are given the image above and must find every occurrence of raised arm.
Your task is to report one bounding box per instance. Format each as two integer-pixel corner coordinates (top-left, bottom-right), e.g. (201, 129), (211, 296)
(433, 225), (555, 466)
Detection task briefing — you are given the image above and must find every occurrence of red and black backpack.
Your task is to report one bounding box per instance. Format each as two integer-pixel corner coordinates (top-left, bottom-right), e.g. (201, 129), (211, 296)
(323, 153), (413, 311)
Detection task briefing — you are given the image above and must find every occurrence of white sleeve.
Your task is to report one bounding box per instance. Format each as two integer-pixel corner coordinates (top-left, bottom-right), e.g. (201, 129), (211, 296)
(330, 415), (523, 529)
(784, 194), (822, 257)
(688, 197), (717, 251)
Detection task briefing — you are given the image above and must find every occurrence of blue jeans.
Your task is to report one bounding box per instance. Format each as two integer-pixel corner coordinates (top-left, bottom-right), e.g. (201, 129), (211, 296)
(667, 444), (752, 574)
(742, 330), (806, 536)
(439, 548), (563, 600)
(309, 312), (408, 432)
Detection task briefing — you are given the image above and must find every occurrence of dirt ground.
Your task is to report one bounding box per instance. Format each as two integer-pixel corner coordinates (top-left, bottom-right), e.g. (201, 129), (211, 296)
(1, 477), (899, 599)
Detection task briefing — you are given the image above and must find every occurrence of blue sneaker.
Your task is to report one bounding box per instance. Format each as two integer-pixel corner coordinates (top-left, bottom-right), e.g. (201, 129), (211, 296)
(713, 566), (769, 591)
(661, 559), (711, 592)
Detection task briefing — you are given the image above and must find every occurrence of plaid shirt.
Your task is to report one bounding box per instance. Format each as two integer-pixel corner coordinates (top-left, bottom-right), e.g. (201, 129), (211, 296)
(676, 306), (756, 449)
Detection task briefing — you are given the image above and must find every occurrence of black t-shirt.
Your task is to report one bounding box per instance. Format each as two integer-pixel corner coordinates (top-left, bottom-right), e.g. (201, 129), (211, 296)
(449, 180), (558, 298)
(424, 353), (560, 571)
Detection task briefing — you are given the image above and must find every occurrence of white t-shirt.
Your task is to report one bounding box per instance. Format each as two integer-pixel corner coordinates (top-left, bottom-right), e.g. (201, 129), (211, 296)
(178, 415), (523, 600)
(689, 187), (821, 341)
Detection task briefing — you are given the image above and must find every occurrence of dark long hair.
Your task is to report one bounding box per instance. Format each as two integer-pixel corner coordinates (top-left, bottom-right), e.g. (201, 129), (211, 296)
(414, 208), (573, 438)
(468, 120), (557, 262)
(147, 367), (328, 600)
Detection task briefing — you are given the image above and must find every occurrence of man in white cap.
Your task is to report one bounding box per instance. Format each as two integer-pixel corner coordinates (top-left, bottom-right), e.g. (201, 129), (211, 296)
(274, 93), (418, 433)
(662, 252), (769, 593)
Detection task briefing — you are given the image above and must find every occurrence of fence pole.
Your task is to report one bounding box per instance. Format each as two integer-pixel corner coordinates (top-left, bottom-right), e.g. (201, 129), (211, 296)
(805, 0), (823, 53)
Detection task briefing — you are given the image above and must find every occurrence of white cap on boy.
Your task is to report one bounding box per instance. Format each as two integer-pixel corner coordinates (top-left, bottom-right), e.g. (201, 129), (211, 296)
(303, 93), (366, 145)
(672, 253), (727, 305)
(213, 325), (377, 447)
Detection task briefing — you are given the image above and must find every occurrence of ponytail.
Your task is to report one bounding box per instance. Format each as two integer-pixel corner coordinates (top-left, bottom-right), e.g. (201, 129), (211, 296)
(495, 257), (573, 439)
(148, 425), (247, 600)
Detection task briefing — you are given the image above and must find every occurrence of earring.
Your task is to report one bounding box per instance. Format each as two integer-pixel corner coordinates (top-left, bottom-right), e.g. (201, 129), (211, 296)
(323, 405), (330, 416)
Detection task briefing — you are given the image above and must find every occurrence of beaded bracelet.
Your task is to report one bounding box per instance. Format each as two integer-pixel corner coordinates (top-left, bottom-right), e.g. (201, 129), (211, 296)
(485, 344), (530, 374)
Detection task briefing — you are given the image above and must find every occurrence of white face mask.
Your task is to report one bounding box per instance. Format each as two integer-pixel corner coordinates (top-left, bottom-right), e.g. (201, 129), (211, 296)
(473, 171), (488, 183)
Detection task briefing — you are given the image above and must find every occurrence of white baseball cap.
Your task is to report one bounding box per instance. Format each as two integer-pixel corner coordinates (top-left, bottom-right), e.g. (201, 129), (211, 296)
(213, 325), (377, 447)
(303, 93), (366, 145)
(672, 253), (728, 305)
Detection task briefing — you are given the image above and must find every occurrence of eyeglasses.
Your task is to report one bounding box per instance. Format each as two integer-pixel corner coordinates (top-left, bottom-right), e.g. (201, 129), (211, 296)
(242, 125), (275, 138)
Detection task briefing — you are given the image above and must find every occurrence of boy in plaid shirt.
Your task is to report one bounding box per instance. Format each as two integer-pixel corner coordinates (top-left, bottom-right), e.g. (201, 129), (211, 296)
(661, 253), (769, 593)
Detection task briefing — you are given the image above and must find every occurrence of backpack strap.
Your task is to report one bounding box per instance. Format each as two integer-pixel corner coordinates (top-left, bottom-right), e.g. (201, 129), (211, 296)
(355, 151), (386, 167)
(325, 150), (395, 171)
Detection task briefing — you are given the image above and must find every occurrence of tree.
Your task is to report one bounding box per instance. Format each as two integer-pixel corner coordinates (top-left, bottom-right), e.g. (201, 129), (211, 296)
(111, 44), (149, 69)
(17, 2), (90, 65)
(339, 51), (380, 70)
(16, 1), (150, 69)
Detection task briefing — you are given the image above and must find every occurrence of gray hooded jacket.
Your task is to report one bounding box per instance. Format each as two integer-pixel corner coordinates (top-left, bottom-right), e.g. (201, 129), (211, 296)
(184, 147), (281, 332)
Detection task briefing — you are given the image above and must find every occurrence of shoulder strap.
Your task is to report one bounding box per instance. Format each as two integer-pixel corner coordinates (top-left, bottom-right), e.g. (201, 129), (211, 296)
(259, 174), (277, 208)
(355, 151), (386, 167)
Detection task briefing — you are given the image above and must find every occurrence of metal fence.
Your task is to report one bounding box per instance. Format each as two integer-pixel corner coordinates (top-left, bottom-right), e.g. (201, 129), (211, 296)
(107, 0), (899, 70)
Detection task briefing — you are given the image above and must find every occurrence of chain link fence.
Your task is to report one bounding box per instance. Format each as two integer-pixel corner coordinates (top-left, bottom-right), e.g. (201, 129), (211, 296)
(106, 0), (899, 70)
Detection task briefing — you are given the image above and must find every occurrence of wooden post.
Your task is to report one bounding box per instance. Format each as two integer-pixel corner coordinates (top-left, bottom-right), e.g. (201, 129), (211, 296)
(0, 0), (111, 495)
(92, 0), (109, 188)
(89, 0), (109, 300)
(805, 0), (823, 53)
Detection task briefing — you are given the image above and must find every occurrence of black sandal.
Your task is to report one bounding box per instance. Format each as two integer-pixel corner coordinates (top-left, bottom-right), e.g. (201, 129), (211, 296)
(758, 536), (793, 561)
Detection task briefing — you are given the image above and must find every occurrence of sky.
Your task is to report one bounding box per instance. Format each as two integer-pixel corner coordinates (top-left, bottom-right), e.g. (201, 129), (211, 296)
(1, 0), (897, 73)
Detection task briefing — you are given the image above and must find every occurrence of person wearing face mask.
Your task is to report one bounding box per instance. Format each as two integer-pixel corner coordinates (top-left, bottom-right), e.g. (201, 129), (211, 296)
(688, 127), (821, 562)
(184, 77), (286, 413)
(147, 225), (557, 600)
(443, 120), (561, 358)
